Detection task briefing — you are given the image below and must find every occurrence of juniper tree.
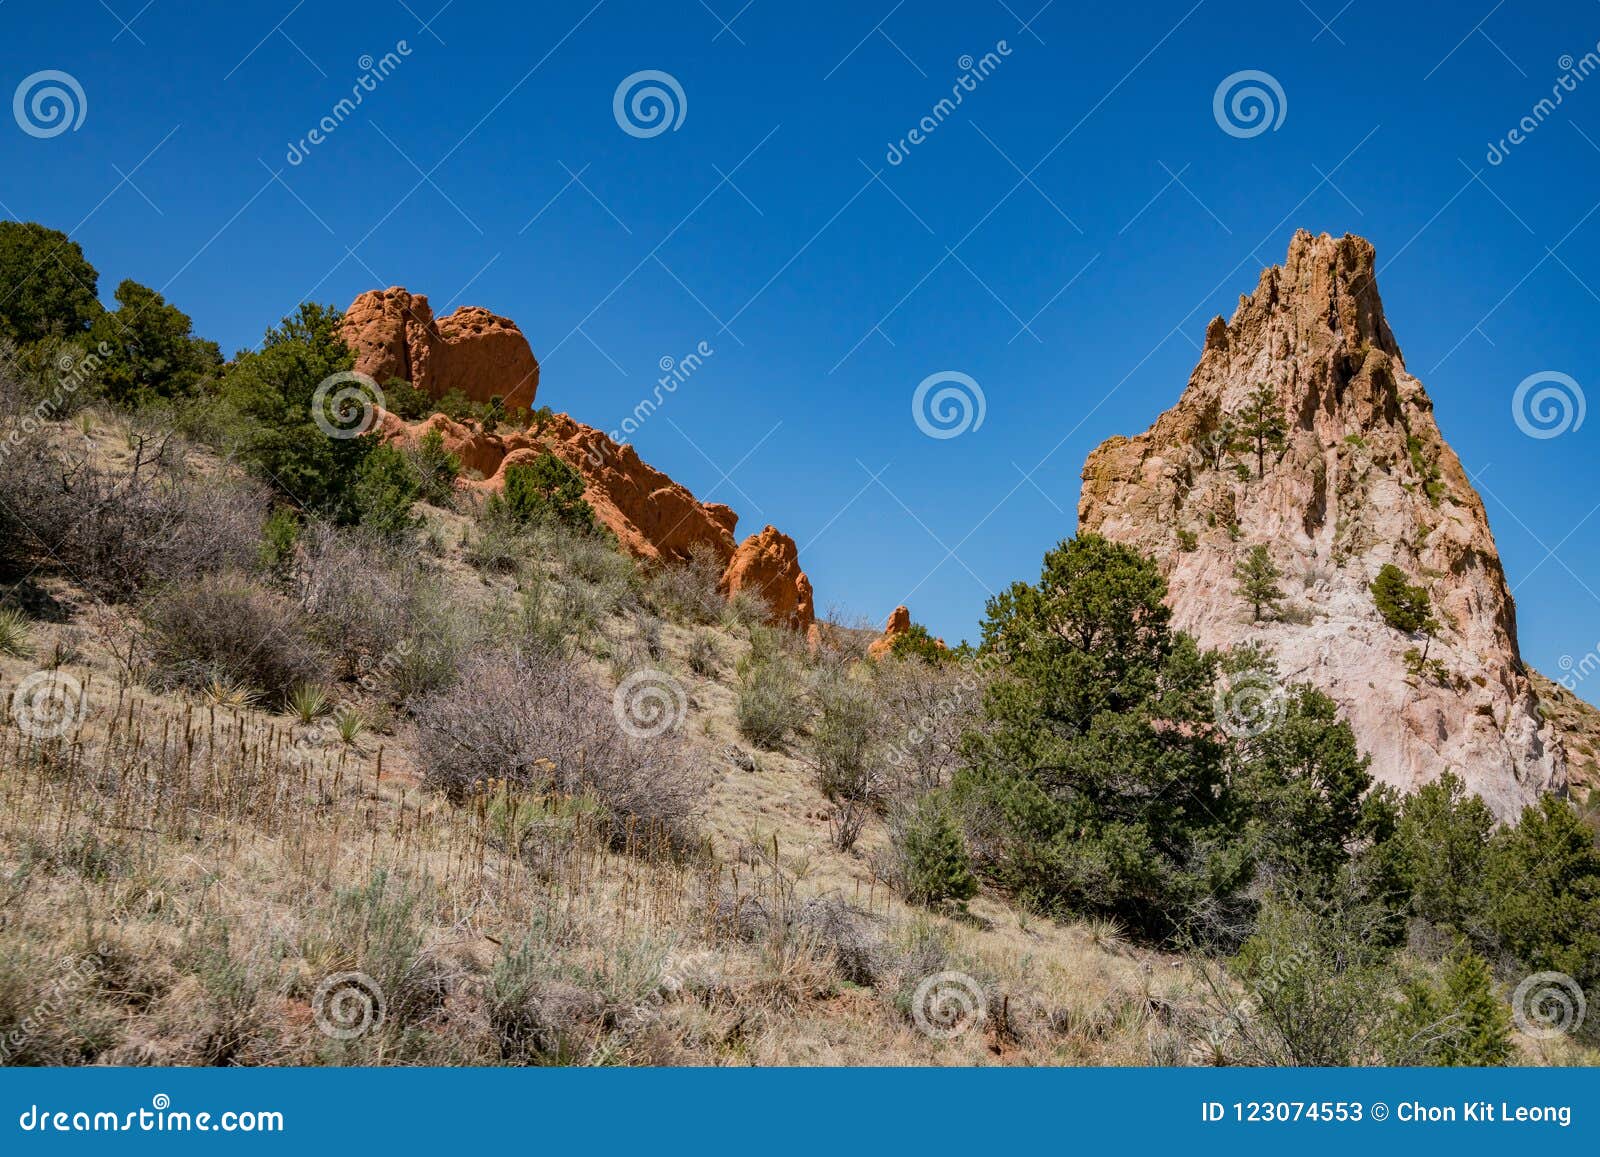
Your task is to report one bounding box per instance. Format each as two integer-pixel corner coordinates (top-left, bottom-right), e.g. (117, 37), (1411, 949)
(1235, 544), (1284, 622)
(1237, 382), (1287, 478)
(1370, 564), (1439, 655)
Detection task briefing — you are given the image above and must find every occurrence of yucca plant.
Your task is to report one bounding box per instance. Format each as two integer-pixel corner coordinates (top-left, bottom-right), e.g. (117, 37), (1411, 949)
(0, 607), (33, 659)
(334, 707), (367, 746)
(286, 682), (333, 723)
(202, 674), (259, 709)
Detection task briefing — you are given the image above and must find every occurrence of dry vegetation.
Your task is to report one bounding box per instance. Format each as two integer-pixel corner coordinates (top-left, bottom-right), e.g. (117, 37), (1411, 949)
(0, 408), (1204, 1067)
(3, 399), (1596, 1068)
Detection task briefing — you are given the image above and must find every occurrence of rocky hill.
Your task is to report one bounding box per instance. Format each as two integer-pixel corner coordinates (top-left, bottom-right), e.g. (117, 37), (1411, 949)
(1079, 231), (1564, 819)
(345, 287), (815, 633)
(1531, 671), (1600, 796)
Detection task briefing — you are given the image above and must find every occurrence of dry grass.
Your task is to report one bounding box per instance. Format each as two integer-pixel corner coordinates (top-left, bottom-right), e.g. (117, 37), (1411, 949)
(0, 574), (1205, 1066)
(9, 410), (1579, 1068)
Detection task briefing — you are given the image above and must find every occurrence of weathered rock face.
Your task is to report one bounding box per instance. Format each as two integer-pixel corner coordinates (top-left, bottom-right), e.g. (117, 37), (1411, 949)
(343, 288), (540, 409)
(1078, 230), (1564, 818)
(375, 408), (813, 632)
(720, 526), (816, 631)
(539, 413), (742, 568)
(867, 605), (912, 660)
(352, 285), (815, 633)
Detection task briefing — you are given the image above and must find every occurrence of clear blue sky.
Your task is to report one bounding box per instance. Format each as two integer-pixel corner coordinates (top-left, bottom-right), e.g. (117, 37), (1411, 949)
(4, 0), (1598, 695)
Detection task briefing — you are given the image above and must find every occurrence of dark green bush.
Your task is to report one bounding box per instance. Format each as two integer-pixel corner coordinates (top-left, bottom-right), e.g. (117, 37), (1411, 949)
(351, 442), (420, 537)
(485, 453), (597, 535)
(0, 221), (100, 345)
(88, 279), (222, 406)
(1371, 563), (1435, 634)
(891, 792), (977, 908)
(222, 302), (378, 522)
(955, 535), (1248, 935)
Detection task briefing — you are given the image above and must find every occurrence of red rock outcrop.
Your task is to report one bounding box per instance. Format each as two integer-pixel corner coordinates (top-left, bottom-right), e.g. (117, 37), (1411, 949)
(343, 288), (540, 410)
(540, 414), (742, 567)
(352, 286), (815, 633)
(867, 605), (912, 660)
(374, 407), (813, 631)
(1077, 230), (1564, 818)
(719, 526), (815, 631)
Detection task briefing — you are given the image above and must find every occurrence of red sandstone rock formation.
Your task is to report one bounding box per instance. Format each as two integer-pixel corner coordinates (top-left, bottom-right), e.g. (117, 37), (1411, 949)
(719, 526), (815, 631)
(351, 285), (814, 632)
(867, 605), (912, 660)
(343, 288), (539, 410)
(374, 407), (812, 631)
